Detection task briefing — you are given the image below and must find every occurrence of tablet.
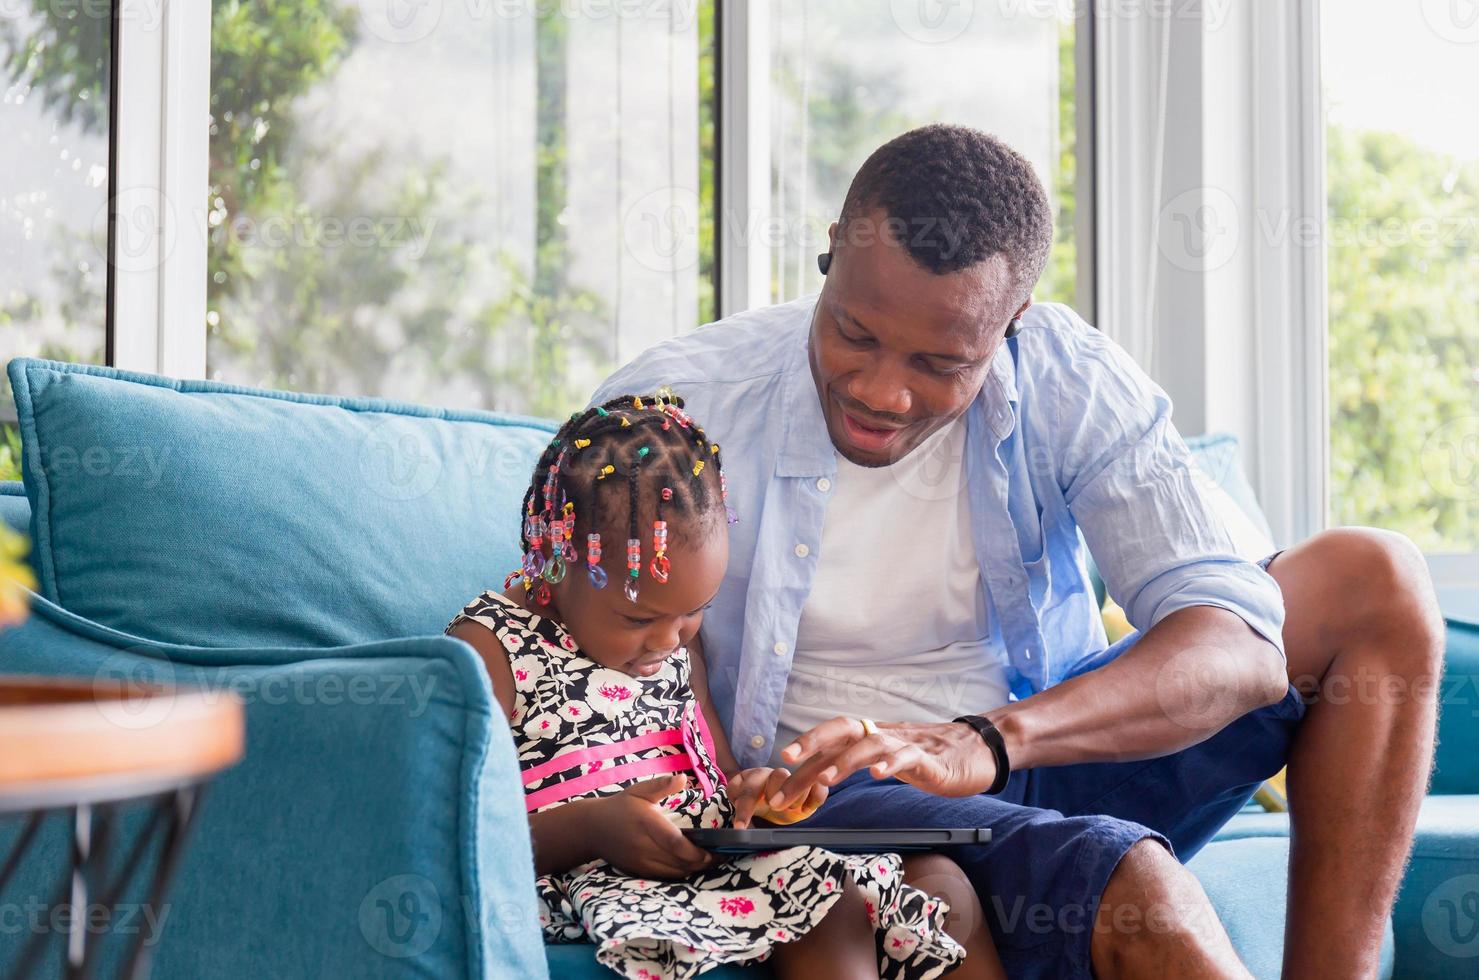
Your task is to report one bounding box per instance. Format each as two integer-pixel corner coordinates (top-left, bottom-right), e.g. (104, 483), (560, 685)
(683, 827), (991, 854)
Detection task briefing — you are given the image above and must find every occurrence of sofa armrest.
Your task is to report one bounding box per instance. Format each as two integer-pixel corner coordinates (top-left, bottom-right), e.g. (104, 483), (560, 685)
(1433, 616), (1479, 795)
(0, 590), (548, 980)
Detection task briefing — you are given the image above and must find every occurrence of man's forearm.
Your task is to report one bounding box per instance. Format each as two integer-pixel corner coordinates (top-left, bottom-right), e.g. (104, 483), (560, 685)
(988, 606), (1289, 770)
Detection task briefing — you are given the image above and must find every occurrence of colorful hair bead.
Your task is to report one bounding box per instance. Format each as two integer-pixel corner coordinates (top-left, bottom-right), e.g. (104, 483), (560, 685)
(542, 512), (567, 584)
(650, 519), (670, 583)
(561, 502), (578, 562)
(524, 513), (546, 576)
(574, 438), (591, 449)
(597, 464), (615, 480)
(586, 533), (607, 589)
(535, 583), (552, 605)
(722, 472), (738, 526)
(692, 459), (705, 477)
(624, 537), (641, 603)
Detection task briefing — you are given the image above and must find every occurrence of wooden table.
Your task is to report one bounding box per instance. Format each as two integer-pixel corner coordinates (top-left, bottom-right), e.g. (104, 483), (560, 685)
(0, 677), (244, 979)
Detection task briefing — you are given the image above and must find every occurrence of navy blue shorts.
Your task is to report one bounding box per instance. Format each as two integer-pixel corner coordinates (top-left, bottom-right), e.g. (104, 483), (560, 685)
(804, 554), (1302, 979)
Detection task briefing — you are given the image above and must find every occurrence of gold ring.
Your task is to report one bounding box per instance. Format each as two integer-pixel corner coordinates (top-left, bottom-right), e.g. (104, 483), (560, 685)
(858, 717), (879, 738)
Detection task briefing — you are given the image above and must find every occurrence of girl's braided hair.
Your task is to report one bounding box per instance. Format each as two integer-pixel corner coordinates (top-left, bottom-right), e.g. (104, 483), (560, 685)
(511, 390), (733, 602)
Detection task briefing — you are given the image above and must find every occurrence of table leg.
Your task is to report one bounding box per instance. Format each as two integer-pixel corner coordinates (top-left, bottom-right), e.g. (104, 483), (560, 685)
(123, 786), (203, 980)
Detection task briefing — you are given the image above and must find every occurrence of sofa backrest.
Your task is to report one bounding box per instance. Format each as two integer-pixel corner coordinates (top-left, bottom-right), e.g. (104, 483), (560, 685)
(0, 480), (28, 535)
(8, 357), (555, 648)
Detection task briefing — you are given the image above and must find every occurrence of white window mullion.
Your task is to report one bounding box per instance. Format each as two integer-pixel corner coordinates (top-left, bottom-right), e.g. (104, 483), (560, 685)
(716, 0), (771, 318)
(109, 0), (165, 373)
(157, 0), (210, 378)
(109, 0), (209, 378)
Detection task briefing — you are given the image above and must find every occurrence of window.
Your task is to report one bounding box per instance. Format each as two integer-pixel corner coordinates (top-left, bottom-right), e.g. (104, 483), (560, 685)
(1321, 1), (1479, 556)
(5, 3), (1090, 424)
(764, 1), (1082, 308)
(205, 0), (714, 417)
(0, 1), (114, 477)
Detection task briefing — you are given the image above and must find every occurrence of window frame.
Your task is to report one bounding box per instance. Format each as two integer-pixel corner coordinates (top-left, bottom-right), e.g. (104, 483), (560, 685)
(718, 1), (1096, 319)
(109, 0), (209, 378)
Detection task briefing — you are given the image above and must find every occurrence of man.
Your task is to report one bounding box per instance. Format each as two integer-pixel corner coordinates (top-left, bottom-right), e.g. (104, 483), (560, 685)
(591, 124), (1442, 978)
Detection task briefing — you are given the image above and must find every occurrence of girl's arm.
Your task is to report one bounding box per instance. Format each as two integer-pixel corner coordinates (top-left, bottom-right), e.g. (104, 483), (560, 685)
(449, 619), (712, 878)
(685, 631), (741, 778)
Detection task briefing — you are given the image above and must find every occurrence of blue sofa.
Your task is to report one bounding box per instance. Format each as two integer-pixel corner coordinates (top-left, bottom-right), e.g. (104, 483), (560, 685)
(0, 356), (1473, 978)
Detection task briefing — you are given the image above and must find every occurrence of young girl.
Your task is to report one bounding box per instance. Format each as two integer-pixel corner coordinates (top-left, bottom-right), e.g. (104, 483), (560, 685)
(447, 392), (998, 980)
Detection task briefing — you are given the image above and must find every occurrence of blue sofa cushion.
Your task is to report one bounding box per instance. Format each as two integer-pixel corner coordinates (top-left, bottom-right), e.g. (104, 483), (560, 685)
(0, 588), (548, 980)
(1433, 616), (1479, 795)
(1188, 836), (1395, 979)
(7, 357), (555, 648)
(0, 480), (28, 534)
(1391, 794), (1479, 977)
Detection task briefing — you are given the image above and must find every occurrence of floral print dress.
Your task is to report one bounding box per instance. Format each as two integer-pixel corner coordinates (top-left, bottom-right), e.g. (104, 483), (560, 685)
(447, 590), (966, 980)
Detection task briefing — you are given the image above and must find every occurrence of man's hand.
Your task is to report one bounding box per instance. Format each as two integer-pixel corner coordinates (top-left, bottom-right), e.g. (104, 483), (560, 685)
(767, 717), (999, 810)
(727, 767), (828, 828)
(592, 774), (717, 879)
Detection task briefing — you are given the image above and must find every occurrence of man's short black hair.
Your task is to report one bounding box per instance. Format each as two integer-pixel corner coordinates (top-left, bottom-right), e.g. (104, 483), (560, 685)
(838, 123), (1054, 306)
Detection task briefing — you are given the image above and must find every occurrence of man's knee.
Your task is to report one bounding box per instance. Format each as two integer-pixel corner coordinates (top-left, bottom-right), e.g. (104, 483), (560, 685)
(1093, 840), (1224, 971)
(1302, 527), (1444, 671)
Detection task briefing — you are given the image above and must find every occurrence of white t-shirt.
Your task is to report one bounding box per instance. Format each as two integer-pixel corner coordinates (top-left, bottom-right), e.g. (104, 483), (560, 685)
(771, 416), (1010, 763)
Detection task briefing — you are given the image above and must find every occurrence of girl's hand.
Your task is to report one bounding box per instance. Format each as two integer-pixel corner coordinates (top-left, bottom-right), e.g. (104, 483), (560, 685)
(594, 773), (717, 880)
(728, 767), (828, 828)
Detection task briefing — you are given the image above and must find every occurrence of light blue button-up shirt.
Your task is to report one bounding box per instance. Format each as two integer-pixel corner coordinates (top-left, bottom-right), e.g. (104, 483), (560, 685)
(591, 294), (1285, 768)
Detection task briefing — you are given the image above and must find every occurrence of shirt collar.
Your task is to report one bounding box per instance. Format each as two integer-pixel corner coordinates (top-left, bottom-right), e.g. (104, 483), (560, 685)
(977, 336), (1021, 441)
(777, 307), (837, 478)
(775, 298), (1022, 475)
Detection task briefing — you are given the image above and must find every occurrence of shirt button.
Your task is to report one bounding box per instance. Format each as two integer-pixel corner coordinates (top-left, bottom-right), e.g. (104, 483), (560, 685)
(816, 477), (832, 493)
(749, 734), (765, 749)
(794, 543), (810, 559)
(773, 641), (789, 656)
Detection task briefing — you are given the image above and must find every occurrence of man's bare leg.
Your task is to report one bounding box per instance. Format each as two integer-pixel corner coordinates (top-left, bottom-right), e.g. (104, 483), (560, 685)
(1091, 839), (1251, 979)
(1269, 528), (1443, 978)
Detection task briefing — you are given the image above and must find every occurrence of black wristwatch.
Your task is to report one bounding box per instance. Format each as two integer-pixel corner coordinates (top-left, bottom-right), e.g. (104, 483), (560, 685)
(953, 714), (1012, 795)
